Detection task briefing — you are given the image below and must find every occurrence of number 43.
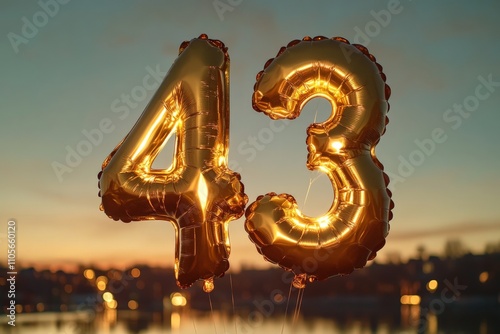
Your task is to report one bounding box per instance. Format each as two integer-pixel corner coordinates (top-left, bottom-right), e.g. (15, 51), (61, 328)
(98, 34), (393, 291)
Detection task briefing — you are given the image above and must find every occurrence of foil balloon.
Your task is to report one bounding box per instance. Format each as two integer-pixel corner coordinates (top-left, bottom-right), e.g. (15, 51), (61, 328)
(98, 34), (248, 291)
(245, 36), (393, 287)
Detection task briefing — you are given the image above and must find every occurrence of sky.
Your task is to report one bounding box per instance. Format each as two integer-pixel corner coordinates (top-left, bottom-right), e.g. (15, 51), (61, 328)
(1, 0), (499, 272)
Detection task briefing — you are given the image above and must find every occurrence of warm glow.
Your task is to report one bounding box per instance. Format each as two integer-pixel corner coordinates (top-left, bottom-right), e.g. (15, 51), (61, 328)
(171, 311), (181, 329)
(171, 292), (187, 307)
(36, 303), (45, 312)
(217, 145), (227, 166)
(128, 300), (139, 310)
(83, 269), (95, 280)
(102, 292), (114, 303)
(203, 278), (214, 293)
(427, 279), (438, 292)
(400, 294), (421, 305)
(96, 275), (108, 286)
(97, 275), (108, 283)
(427, 313), (438, 333)
(131, 268), (141, 278)
(316, 215), (333, 229)
(106, 299), (118, 309)
(131, 107), (167, 160)
(16, 305), (23, 313)
(97, 280), (106, 291)
(104, 307), (117, 324)
(197, 174), (209, 213)
(330, 140), (343, 151)
(479, 271), (489, 283)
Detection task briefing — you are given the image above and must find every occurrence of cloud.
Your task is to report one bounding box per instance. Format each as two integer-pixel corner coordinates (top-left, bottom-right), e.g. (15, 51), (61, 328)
(389, 220), (500, 241)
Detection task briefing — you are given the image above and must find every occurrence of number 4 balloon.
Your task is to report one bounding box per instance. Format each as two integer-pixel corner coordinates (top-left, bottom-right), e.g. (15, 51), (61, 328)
(98, 35), (248, 291)
(98, 34), (393, 291)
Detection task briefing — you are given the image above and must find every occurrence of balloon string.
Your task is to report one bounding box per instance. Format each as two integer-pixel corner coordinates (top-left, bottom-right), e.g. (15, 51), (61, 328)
(208, 292), (218, 334)
(288, 105), (316, 331)
(303, 108), (321, 209)
(221, 310), (227, 334)
(292, 287), (305, 327)
(303, 172), (323, 209)
(192, 319), (198, 333)
(280, 281), (294, 334)
(229, 273), (238, 334)
(303, 177), (313, 209)
(218, 283), (227, 334)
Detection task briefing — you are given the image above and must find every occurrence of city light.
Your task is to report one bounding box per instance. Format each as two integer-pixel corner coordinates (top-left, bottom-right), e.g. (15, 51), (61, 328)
(96, 275), (108, 291)
(171, 292), (187, 307)
(273, 292), (284, 303)
(426, 279), (438, 292)
(400, 295), (421, 305)
(83, 269), (95, 280)
(479, 271), (489, 283)
(97, 280), (106, 291)
(128, 300), (139, 310)
(106, 299), (118, 309)
(102, 292), (114, 303)
(131, 268), (141, 278)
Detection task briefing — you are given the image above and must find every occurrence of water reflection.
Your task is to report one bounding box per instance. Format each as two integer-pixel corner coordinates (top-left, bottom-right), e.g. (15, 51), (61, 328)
(2, 306), (500, 333)
(400, 304), (421, 329)
(427, 313), (438, 334)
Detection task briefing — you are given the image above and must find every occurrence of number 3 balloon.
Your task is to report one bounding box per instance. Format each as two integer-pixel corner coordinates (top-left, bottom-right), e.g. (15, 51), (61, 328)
(245, 36), (393, 287)
(98, 35), (248, 291)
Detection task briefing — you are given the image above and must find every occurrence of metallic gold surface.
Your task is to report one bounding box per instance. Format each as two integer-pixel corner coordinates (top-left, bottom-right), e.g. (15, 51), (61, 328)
(245, 36), (393, 284)
(98, 35), (248, 289)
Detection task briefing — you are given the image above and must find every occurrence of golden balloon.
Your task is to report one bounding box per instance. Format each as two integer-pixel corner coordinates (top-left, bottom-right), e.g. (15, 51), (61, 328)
(245, 36), (394, 287)
(98, 35), (248, 290)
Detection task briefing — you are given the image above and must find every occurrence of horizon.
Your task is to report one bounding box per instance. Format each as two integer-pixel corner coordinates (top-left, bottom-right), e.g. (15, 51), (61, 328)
(3, 237), (497, 274)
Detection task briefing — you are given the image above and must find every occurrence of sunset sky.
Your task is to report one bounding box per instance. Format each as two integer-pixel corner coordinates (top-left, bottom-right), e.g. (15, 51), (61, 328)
(1, 0), (499, 272)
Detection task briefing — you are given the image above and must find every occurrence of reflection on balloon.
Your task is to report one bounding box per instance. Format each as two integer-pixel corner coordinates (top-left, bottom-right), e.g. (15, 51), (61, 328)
(98, 34), (248, 290)
(245, 36), (394, 287)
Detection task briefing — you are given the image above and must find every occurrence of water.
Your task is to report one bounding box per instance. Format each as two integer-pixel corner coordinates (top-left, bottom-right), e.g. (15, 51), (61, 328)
(2, 307), (499, 334)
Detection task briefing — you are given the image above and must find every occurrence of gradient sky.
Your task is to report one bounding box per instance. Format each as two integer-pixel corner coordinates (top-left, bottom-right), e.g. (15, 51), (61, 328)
(1, 0), (499, 271)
